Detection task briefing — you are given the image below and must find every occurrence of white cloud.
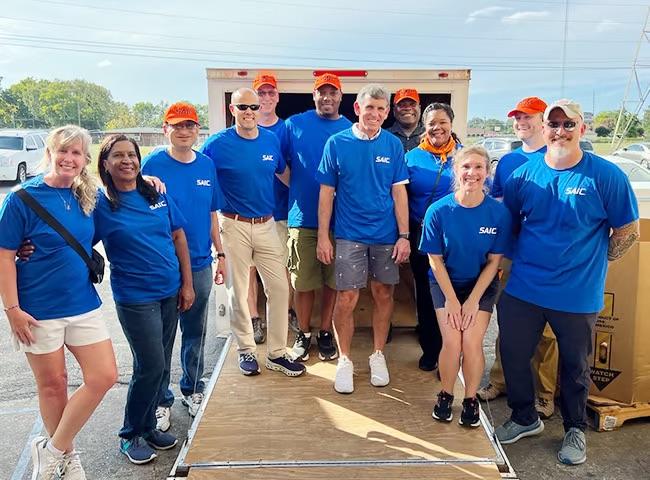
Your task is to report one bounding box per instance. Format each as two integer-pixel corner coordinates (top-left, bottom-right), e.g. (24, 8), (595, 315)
(465, 6), (512, 24)
(502, 11), (550, 24)
(596, 20), (621, 33)
(97, 59), (112, 68)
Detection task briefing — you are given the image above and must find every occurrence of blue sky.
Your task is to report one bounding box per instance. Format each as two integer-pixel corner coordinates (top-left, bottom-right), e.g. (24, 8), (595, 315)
(0, 0), (648, 119)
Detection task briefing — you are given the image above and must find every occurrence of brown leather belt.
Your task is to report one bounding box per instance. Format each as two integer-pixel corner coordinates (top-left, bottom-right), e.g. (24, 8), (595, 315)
(222, 212), (273, 224)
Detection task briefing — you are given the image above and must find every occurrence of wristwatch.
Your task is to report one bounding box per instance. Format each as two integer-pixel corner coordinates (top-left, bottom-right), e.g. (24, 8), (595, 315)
(398, 232), (410, 240)
(216, 252), (226, 259)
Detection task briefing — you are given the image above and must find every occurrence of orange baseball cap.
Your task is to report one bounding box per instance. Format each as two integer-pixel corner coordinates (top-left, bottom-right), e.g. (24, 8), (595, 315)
(394, 88), (420, 105)
(507, 96), (548, 117)
(253, 73), (278, 91)
(313, 73), (342, 91)
(164, 102), (199, 125)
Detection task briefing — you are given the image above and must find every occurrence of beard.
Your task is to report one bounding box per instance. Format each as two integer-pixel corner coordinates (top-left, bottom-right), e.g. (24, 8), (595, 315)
(548, 143), (571, 161)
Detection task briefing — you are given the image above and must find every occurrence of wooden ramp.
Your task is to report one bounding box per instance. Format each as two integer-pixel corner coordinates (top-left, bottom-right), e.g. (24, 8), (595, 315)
(170, 329), (514, 479)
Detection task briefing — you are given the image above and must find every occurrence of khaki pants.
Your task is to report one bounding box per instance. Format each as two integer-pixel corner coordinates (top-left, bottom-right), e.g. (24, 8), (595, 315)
(221, 216), (289, 358)
(490, 258), (559, 398)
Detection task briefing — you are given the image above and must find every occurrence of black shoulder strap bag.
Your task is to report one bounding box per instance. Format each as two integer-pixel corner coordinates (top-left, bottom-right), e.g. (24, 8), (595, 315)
(413, 163), (446, 253)
(15, 188), (105, 284)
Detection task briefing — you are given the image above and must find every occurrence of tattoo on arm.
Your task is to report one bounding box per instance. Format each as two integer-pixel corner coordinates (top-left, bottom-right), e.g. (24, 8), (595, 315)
(608, 220), (640, 261)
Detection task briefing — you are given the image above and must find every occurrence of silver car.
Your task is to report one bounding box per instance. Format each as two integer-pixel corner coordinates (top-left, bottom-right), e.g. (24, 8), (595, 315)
(474, 137), (523, 168)
(612, 142), (650, 170)
(605, 155), (650, 218)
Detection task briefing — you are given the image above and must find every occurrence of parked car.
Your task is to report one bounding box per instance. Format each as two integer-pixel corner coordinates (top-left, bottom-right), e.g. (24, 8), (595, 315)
(0, 129), (48, 183)
(580, 139), (594, 152)
(473, 137), (523, 167)
(612, 142), (650, 170)
(605, 155), (650, 218)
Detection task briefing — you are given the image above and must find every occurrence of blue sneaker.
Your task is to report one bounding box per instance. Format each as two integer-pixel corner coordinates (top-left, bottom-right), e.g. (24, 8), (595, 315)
(557, 428), (587, 465)
(144, 429), (178, 450)
(239, 352), (261, 376)
(120, 436), (157, 464)
(495, 418), (544, 445)
(266, 354), (306, 377)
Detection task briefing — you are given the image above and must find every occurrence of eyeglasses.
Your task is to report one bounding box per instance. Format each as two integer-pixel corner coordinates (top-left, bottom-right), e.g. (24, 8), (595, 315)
(233, 104), (261, 111)
(546, 120), (577, 132)
(170, 121), (198, 130)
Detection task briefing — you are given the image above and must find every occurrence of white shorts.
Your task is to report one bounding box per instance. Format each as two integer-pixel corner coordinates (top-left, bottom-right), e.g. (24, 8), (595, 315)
(11, 308), (110, 355)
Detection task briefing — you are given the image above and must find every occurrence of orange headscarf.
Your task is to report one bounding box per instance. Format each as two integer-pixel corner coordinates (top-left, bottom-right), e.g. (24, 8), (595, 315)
(418, 135), (456, 164)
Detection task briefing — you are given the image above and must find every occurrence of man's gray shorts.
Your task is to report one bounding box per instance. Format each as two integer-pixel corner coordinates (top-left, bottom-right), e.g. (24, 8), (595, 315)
(334, 239), (400, 290)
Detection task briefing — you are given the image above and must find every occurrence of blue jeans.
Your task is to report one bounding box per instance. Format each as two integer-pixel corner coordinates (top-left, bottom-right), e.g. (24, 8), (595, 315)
(177, 266), (213, 397)
(116, 295), (178, 439)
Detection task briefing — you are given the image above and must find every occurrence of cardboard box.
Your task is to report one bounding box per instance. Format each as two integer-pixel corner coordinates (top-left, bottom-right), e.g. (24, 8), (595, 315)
(589, 219), (650, 404)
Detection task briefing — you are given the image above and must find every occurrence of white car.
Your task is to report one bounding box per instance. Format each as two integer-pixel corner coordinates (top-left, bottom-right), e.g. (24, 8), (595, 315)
(612, 142), (650, 170)
(604, 155), (650, 218)
(0, 129), (48, 183)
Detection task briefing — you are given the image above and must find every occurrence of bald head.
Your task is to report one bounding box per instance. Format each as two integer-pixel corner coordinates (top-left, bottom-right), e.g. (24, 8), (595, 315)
(231, 87), (258, 105)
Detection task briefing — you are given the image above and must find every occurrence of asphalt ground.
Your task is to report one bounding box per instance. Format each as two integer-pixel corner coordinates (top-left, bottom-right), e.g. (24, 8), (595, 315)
(1, 181), (649, 480)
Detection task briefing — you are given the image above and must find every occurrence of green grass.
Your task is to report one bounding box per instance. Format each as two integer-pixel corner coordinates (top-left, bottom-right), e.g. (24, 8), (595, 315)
(87, 144), (154, 176)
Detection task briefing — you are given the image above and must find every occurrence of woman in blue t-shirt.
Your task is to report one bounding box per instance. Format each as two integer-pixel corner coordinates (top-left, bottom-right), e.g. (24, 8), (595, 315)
(419, 145), (511, 428)
(405, 103), (461, 372)
(95, 134), (194, 465)
(0, 125), (118, 478)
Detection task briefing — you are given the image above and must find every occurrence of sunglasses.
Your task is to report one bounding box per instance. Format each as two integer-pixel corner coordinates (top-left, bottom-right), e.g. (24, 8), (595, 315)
(546, 120), (577, 132)
(233, 104), (261, 111)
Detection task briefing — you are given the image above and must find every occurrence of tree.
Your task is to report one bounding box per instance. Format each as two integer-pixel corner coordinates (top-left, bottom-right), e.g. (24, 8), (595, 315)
(594, 109), (641, 138)
(132, 101), (167, 127)
(105, 102), (136, 130)
(595, 126), (611, 137)
(195, 104), (209, 127)
(643, 108), (650, 138)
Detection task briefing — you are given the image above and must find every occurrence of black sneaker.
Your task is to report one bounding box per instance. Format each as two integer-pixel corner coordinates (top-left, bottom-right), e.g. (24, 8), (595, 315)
(291, 331), (312, 361)
(418, 354), (438, 372)
(432, 390), (454, 422)
(459, 397), (481, 428)
(143, 429), (178, 450)
(266, 354), (306, 377)
(239, 353), (261, 376)
(317, 330), (338, 361)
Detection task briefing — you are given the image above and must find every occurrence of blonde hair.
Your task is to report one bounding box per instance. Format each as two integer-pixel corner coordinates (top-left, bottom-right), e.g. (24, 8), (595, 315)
(43, 125), (98, 216)
(451, 144), (492, 194)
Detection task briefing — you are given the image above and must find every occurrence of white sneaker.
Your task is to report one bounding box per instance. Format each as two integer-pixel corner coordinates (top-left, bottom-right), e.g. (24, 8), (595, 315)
(334, 356), (354, 394)
(155, 406), (171, 432)
(182, 393), (205, 417)
(31, 436), (65, 480)
(63, 450), (87, 480)
(369, 350), (390, 387)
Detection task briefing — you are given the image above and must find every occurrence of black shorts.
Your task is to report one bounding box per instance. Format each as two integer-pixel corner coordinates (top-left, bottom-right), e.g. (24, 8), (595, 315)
(429, 277), (499, 312)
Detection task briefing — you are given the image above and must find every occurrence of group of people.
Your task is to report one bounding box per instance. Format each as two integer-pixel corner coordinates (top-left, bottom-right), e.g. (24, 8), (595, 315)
(0, 70), (641, 480)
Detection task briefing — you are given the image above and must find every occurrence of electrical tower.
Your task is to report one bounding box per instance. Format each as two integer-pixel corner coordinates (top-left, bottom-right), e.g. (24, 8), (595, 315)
(611, 7), (650, 149)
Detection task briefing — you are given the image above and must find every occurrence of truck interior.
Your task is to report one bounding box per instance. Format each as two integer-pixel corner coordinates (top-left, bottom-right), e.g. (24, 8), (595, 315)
(224, 92), (452, 129)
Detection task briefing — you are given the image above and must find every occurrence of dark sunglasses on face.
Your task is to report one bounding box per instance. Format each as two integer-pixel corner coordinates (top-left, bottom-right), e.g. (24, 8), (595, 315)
(546, 120), (577, 132)
(233, 104), (261, 111)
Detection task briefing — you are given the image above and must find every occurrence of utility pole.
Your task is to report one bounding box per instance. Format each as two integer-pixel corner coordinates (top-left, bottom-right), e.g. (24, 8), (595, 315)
(560, 0), (569, 97)
(612, 7), (650, 149)
(77, 101), (81, 126)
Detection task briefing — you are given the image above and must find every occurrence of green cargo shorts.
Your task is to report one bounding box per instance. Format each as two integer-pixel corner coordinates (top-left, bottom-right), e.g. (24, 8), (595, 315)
(287, 227), (336, 292)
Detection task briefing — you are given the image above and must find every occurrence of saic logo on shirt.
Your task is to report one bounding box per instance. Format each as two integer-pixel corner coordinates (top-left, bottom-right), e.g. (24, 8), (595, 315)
(196, 179), (211, 187)
(262, 154), (274, 162)
(565, 187), (587, 196)
(375, 156), (391, 164)
(150, 200), (167, 210)
(479, 227), (497, 235)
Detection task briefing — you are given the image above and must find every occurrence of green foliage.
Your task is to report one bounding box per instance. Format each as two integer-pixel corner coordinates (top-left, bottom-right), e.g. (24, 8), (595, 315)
(594, 109), (642, 138)
(595, 126), (611, 137)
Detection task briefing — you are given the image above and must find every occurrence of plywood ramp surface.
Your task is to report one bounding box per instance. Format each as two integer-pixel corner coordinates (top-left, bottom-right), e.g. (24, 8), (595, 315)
(184, 329), (498, 467)
(187, 463), (501, 479)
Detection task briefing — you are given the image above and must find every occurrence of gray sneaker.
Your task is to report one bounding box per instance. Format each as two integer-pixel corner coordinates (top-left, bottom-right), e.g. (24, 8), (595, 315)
(495, 418), (544, 445)
(557, 428), (587, 465)
(252, 317), (266, 344)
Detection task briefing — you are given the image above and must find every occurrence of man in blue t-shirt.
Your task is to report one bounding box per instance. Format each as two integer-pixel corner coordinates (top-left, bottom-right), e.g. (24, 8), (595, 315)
(495, 99), (640, 466)
(200, 88), (305, 379)
(316, 84), (410, 394)
(284, 73), (352, 364)
(479, 97), (559, 421)
(141, 101), (225, 427)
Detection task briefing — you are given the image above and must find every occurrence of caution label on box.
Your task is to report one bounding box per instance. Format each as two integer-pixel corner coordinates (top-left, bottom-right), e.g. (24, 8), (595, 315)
(590, 367), (622, 391)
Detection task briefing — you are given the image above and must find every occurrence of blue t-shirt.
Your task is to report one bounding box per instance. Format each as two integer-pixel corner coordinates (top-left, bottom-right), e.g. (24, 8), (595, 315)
(0, 176), (101, 320)
(200, 127), (285, 218)
(419, 193), (511, 286)
(142, 149), (222, 272)
(503, 151), (639, 313)
(94, 190), (185, 304)
(491, 145), (546, 198)
(317, 128), (409, 245)
(285, 110), (352, 228)
(260, 119), (290, 221)
(405, 146), (456, 222)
